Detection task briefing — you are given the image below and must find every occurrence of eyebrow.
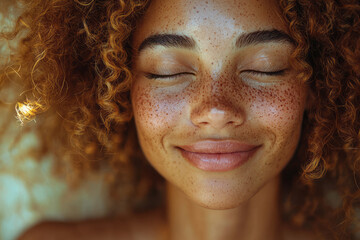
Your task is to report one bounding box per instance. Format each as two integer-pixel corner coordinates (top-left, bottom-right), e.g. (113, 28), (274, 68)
(137, 29), (294, 53)
(138, 34), (195, 52)
(235, 29), (294, 48)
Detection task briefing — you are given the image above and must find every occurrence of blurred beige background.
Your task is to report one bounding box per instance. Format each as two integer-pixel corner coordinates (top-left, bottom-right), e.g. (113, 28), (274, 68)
(0, 2), (116, 240)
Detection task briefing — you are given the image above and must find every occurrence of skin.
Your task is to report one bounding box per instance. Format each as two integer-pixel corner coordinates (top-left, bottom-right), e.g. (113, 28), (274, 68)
(130, 0), (311, 239)
(18, 0), (315, 239)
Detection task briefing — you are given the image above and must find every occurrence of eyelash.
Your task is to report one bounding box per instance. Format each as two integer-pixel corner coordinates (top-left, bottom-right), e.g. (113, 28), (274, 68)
(145, 70), (286, 79)
(145, 72), (194, 79)
(243, 69), (286, 76)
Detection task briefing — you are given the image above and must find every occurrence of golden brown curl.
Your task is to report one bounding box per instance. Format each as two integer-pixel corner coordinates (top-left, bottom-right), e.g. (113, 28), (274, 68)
(0, 0), (153, 206)
(279, 0), (360, 239)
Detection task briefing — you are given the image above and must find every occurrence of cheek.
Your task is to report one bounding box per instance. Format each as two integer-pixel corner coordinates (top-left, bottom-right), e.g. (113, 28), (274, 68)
(249, 82), (307, 166)
(131, 81), (185, 144)
(252, 83), (306, 131)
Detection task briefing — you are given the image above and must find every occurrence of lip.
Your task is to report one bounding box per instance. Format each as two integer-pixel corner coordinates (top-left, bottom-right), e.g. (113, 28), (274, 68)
(178, 140), (261, 172)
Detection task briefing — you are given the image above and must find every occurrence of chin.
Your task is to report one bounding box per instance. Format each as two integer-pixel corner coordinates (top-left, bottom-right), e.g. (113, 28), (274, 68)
(183, 182), (258, 210)
(190, 193), (252, 210)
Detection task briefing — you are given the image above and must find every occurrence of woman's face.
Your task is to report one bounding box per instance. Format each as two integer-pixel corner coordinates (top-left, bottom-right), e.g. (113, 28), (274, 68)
(131, 0), (308, 209)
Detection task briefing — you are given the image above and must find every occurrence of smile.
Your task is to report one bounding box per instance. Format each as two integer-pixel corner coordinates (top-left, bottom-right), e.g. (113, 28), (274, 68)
(178, 140), (261, 172)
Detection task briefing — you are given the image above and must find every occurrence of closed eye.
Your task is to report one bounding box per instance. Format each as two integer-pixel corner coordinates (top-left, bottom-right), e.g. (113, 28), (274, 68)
(145, 72), (195, 79)
(144, 70), (286, 79)
(243, 69), (287, 76)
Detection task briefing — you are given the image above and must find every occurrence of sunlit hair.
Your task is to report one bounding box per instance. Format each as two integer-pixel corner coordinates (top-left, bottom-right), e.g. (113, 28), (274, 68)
(15, 100), (46, 125)
(0, 0), (359, 238)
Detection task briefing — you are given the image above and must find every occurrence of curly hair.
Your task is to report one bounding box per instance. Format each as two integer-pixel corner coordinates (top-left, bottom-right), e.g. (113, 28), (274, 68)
(1, 0), (359, 239)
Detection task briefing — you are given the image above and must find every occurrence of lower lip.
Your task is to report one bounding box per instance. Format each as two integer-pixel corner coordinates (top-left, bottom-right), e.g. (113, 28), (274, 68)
(179, 147), (260, 172)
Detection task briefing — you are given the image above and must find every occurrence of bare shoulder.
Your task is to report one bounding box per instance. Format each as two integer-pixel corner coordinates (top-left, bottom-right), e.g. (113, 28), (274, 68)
(17, 209), (166, 240)
(17, 221), (77, 240)
(17, 217), (132, 240)
(282, 223), (319, 240)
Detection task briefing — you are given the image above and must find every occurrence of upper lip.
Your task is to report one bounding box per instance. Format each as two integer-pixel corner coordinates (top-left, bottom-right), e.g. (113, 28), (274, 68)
(178, 140), (260, 154)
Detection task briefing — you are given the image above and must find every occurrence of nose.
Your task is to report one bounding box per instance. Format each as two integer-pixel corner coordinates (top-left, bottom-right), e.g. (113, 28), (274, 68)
(190, 80), (245, 130)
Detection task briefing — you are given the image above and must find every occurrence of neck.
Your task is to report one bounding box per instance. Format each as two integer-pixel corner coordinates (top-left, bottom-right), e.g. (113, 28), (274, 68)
(165, 176), (283, 240)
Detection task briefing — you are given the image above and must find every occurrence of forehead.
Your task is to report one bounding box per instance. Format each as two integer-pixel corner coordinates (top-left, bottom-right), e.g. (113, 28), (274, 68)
(133, 0), (287, 47)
